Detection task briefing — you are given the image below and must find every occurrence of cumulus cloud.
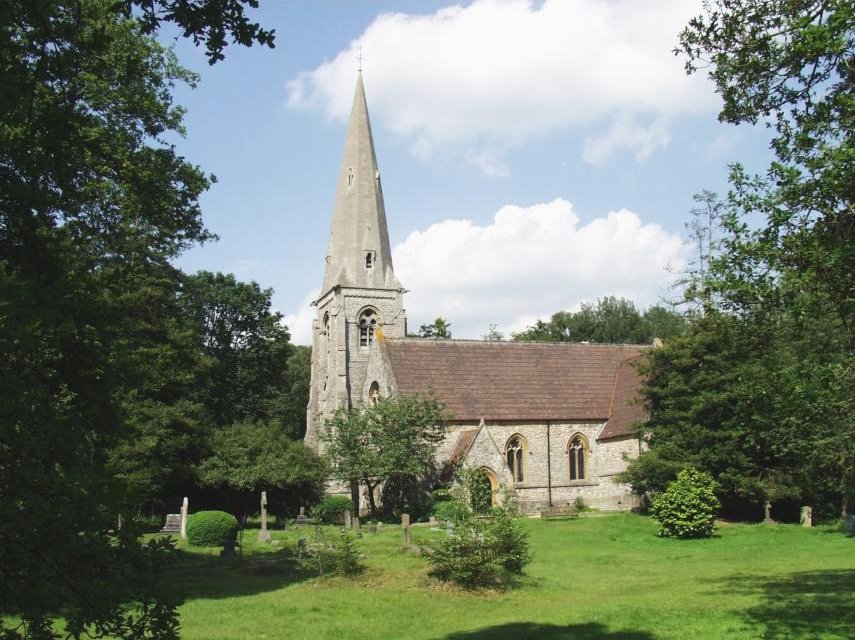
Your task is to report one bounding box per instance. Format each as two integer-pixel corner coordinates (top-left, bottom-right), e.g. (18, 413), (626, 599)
(282, 289), (318, 346)
(392, 198), (689, 338)
(287, 0), (712, 173)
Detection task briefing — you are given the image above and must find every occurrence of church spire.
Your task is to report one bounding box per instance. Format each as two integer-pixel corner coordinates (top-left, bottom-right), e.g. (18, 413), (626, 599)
(321, 73), (402, 294)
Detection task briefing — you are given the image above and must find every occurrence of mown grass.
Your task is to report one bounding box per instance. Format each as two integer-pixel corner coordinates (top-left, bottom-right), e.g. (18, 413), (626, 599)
(166, 514), (853, 640)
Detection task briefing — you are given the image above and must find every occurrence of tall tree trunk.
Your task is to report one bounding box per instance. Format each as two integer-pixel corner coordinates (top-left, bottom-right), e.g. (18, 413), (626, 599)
(364, 477), (379, 517)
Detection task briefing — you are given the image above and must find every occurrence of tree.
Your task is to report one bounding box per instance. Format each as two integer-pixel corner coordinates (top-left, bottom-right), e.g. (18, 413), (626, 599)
(482, 323), (505, 342)
(670, 0), (854, 517)
(179, 271), (294, 429)
(513, 297), (687, 344)
(322, 395), (448, 516)
(198, 421), (327, 519)
(0, 0), (273, 636)
(418, 317), (452, 339)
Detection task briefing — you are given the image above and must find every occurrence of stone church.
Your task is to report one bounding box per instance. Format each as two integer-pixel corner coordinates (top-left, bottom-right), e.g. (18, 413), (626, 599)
(305, 74), (648, 512)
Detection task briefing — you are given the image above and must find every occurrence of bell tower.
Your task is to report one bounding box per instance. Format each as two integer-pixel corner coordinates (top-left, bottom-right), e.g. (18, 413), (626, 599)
(305, 73), (407, 451)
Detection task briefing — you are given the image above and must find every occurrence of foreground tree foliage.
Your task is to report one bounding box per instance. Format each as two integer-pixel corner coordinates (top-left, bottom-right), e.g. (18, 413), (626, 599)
(513, 297), (687, 344)
(0, 0), (273, 636)
(626, 0), (853, 520)
(323, 395), (447, 517)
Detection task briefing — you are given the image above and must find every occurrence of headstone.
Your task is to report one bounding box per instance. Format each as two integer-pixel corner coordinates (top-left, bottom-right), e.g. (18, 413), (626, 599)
(353, 516), (360, 533)
(295, 505), (310, 526)
(258, 490), (271, 543)
(845, 514), (855, 533)
(402, 513), (411, 546)
(344, 509), (352, 529)
(800, 506), (812, 527)
(180, 497), (189, 539)
(428, 516), (437, 525)
(159, 514), (181, 534)
(763, 500), (773, 524)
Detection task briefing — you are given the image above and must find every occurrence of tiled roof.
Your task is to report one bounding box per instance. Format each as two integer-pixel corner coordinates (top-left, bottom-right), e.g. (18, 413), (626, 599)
(448, 428), (480, 465)
(600, 355), (646, 440)
(384, 339), (649, 437)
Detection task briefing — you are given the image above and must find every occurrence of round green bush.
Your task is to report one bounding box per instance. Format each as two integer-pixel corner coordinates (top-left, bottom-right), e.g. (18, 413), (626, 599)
(311, 495), (353, 523)
(186, 510), (239, 547)
(651, 467), (720, 539)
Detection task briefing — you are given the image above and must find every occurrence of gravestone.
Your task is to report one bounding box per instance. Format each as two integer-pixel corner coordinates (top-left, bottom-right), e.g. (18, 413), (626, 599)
(845, 514), (854, 533)
(763, 500), (773, 524)
(353, 516), (360, 533)
(401, 513), (411, 546)
(159, 514), (181, 534)
(800, 506), (812, 527)
(180, 497), (189, 539)
(344, 509), (352, 529)
(258, 491), (271, 543)
(295, 506), (309, 527)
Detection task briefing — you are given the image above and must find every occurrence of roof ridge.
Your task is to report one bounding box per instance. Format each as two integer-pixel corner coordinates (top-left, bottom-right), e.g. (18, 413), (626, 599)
(388, 337), (653, 348)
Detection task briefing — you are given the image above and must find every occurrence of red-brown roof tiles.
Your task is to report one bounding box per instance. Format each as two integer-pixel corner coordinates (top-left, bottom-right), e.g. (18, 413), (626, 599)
(384, 339), (649, 438)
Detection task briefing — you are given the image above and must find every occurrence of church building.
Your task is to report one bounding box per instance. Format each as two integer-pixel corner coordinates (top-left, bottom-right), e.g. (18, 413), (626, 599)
(305, 74), (648, 512)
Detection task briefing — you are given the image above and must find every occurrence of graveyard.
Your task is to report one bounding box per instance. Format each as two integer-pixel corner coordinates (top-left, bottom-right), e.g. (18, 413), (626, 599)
(160, 513), (852, 640)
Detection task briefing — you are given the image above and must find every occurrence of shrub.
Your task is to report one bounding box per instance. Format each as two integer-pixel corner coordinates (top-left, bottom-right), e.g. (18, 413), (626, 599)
(186, 511), (239, 547)
(490, 507), (531, 573)
(296, 527), (364, 578)
(431, 499), (470, 525)
(428, 502), (531, 588)
(651, 467), (720, 539)
(429, 519), (499, 588)
(312, 495), (353, 523)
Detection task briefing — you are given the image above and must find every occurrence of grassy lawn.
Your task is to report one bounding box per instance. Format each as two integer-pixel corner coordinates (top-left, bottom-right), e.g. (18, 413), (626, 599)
(167, 514), (853, 640)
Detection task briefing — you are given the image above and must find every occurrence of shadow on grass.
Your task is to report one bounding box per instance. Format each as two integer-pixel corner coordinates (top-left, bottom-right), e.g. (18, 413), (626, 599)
(439, 622), (655, 639)
(709, 569), (855, 639)
(166, 547), (313, 601)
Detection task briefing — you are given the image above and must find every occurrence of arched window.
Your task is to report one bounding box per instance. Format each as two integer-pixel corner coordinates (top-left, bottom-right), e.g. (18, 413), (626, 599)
(368, 381), (380, 405)
(568, 435), (589, 481)
(506, 435), (526, 483)
(358, 308), (379, 348)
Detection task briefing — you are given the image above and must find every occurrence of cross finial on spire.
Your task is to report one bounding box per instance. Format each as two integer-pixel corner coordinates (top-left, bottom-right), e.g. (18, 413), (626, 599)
(357, 45), (364, 73)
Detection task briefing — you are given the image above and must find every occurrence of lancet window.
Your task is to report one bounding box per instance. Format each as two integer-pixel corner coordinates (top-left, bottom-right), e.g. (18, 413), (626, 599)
(506, 435), (526, 483)
(569, 435), (589, 481)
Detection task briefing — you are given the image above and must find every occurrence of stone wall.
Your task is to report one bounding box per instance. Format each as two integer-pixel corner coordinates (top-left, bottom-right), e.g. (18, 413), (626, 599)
(444, 421), (641, 512)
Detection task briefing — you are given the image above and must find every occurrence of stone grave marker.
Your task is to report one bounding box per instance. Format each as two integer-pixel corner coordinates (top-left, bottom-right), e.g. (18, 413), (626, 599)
(159, 513), (181, 534)
(295, 506), (309, 526)
(800, 506), (812, 527)
(344, 509), (352, 529)
(845, 514), (854, 533)
(763, 500), (773, 524)
(402, 513), (411, 546)
(180, 497), (189, 539)
(258, 490), (271, 543)
(353, 516), (360, 534)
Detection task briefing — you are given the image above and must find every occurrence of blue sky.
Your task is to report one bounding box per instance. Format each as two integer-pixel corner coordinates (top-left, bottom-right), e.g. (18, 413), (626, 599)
(167, 0), (773, 343)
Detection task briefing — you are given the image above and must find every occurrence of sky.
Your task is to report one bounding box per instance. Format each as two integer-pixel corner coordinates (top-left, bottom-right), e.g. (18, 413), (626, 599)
(167, 0), (774, 344)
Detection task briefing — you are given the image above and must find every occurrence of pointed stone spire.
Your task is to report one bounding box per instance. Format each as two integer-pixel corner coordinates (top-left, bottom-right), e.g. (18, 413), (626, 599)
(321, 73), (402, 294)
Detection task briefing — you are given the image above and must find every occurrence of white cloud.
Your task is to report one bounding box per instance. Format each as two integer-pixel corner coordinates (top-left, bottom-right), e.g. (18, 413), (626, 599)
(582, 113), (671, 165)
(392, 198), (689, 338)
(283, 289), (318, 346)
(287, 0), (713, 173)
